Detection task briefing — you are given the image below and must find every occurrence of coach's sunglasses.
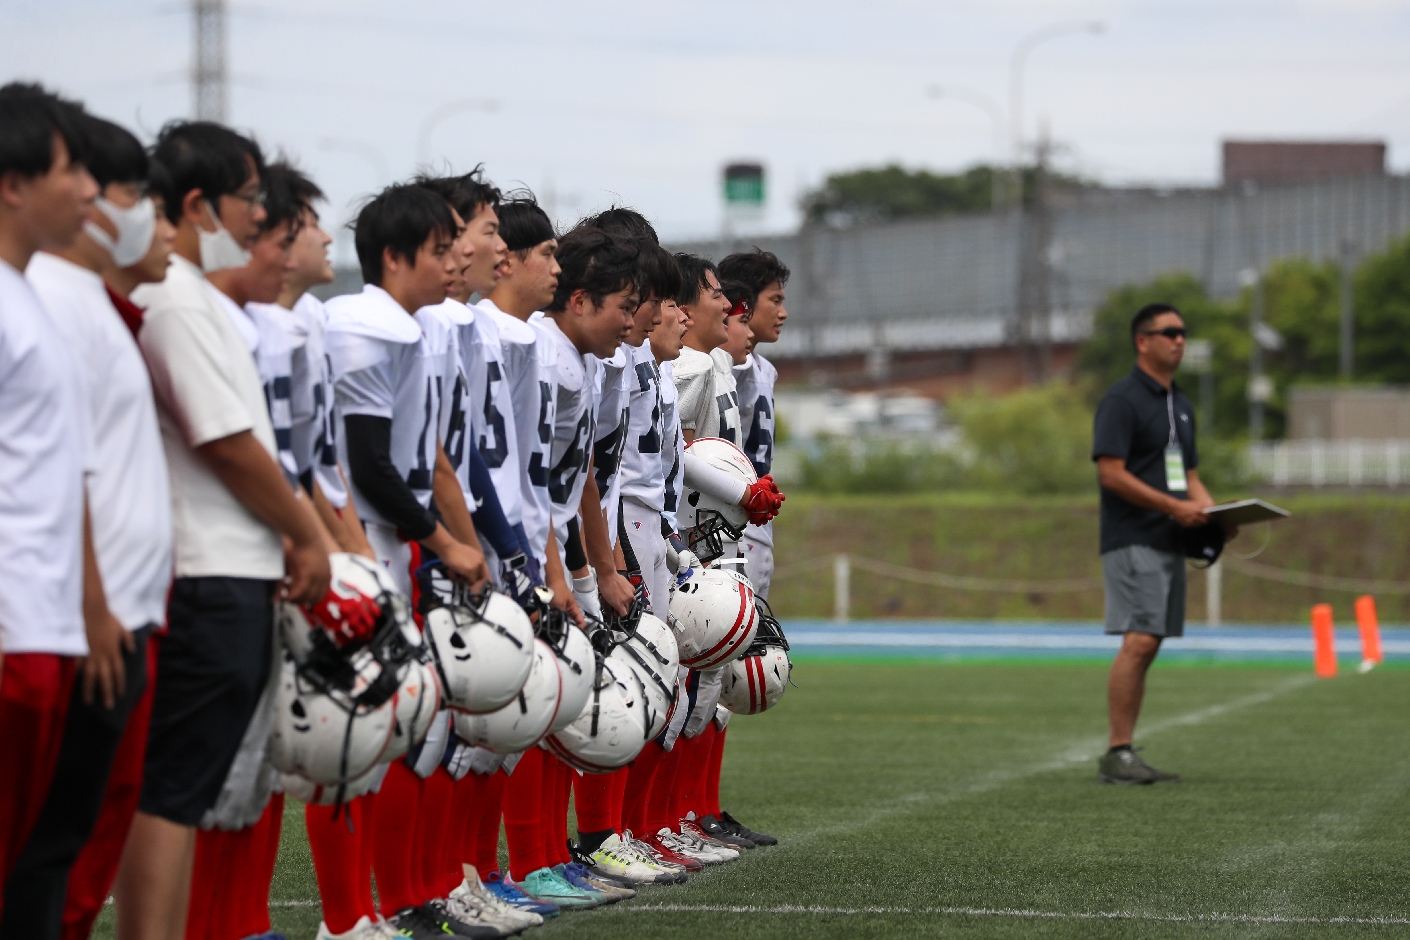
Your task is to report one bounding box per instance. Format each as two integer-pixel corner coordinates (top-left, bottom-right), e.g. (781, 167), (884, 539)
(1141, 326), (1187, 340)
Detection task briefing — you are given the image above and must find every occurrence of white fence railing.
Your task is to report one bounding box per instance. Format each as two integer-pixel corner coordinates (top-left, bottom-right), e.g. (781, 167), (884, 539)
(1246, 440), (1410, 487)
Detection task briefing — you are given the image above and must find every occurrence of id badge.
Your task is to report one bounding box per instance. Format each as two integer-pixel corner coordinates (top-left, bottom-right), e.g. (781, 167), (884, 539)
(1165, 446), (1187, 492)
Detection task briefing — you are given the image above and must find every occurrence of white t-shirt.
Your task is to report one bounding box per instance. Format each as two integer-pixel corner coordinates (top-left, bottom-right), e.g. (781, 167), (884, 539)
(592, 344), (632, 546)
(488, 305), (555, 561)
(0, 259), (92, 654)
(619, 341), (667, 511)
(673, 346), (741, 444)
(467, 300), (522, 527)
(533, 315), (601, 551)
(734, 351), (778, 548)
(326, 285), (444, 528)
(27, 253), (172, 632)
(136, 255), (284, 581)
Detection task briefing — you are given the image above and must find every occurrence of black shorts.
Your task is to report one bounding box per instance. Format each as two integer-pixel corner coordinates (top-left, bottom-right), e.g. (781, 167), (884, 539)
(139, 577), (274, 826)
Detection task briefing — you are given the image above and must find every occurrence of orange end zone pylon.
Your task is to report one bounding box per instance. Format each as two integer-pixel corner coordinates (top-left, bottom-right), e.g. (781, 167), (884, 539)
(1354, 595), (1383, 673)
(1311, 604), (1337, 678)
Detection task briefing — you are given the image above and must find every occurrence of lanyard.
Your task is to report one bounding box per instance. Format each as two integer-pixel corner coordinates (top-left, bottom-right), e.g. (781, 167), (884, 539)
(1165, 389), (1178, 448)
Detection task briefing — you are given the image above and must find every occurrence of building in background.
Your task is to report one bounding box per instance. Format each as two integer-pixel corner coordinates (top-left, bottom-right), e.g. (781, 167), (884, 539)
(1223, 140), (1385, 186)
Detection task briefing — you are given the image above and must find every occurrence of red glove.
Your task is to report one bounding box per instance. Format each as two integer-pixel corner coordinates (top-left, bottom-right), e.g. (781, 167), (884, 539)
(306, 585), (382, 648)
(742, 474), (786, 525)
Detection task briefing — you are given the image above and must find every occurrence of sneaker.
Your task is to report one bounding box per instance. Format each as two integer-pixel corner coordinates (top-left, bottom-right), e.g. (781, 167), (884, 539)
(721, 810), (778, 846)
(621, 830), (689, 882)
(317, 916), (384, 940)
(639, 831), (703, 872)
(442, 887), (523, 937)
(582, 834), (670, 885)
(555, 862), (634, 902)
(519, 867), (603, 910)
(680, 817), (743, 856)
(482, 871), (559, 919)
(371, 918), (411, 940)
(422, 899), (501, 939)
(386, 906), (448, 940)
(697, 813), (755, 849)
(657, 827), (728, 865)
(453, 867), (542, 932)
(1098, 748), (1180, 784)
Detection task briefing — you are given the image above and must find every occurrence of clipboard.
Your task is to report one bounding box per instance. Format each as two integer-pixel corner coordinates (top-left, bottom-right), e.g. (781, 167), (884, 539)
(1203, 498), (1290, 528)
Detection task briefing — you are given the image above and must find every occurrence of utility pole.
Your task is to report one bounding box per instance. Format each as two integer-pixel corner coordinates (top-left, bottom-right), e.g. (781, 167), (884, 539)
(1014, 130), (1054, 383)
(1339, 239), (1356, 381)
(192, 0), (228, 122)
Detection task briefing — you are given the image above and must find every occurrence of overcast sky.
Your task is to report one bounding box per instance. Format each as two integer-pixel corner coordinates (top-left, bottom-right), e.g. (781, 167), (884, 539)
(7, 0), (1410, 252)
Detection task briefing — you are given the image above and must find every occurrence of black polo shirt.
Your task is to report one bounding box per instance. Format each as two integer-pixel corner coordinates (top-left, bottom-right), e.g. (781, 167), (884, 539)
(1091, 366), (1198, 555)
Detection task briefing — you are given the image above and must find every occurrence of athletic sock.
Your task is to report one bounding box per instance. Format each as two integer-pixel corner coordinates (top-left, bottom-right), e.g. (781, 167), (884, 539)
(417, 769), (454, 902)
(705, 724), (727, 818)
(357, 797), (377, 920)
(572, 765), (618, 848)
(609, 765), (628, 834)
(675, 732), (711, 823)
(473, 770), (507, 875)
(645, 744), (682, 835)
(622, 741), (664, 836)
(547, 755), (573, 866)
(241, 794), (283, 937)
(447, 771), (481, 892)
(1108, 744), (1133, 754)
(502, 748), (546, 880)
(306, 797), (370, 935)
(372, 761), (424, 915)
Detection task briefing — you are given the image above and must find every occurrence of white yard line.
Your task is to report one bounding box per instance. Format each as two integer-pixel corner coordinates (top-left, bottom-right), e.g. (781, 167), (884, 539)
(621, 903), (1410, 926)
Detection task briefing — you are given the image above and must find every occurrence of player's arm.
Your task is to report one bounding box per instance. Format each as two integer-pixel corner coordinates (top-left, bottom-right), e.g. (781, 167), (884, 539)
(432, 443), (484, 552)
(198, 430), (332, 603)
(311, 472), (375, 559)
(579, 461), (634, 616)
(544, 526), (584, 627)
(80, 499), (132, 709)
(1096, 456), (1208, 528)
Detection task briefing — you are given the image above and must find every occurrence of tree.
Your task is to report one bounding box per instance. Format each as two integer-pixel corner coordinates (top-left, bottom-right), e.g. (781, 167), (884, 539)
(801, 164), (996, 225)
(1353, 232), (1410, 383)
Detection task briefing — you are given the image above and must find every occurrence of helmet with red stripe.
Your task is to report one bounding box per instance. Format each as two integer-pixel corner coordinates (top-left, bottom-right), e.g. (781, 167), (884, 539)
(668, 566), (758, 669)
(680, 438), (756, 563)
(719, 599), (792, 715)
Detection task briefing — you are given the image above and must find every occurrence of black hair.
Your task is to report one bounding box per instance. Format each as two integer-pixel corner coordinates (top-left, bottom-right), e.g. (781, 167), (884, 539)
(1131, 302), (1182, 348)
(413, 165), (500, 223)
(150, 120), (265, 224)
(145, 157), (172, 211)
(80, 115), (146, 190)
(260, 159), (324, 234)
(673, 253), (719, 307)
(497, 191), (556, 256)
(545, 226), (639, 314)
(353, 183), (457, 287)
(0, 82), (89, 179)
(717, 248), (790, 294)
(581, 206), (659, 245)
(638, 243), (682, 302)
(720, 278), (756, 314)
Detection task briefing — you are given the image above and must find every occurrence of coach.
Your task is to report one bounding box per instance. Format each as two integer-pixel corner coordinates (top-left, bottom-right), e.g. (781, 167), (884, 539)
(1092, 303), (1216, 785)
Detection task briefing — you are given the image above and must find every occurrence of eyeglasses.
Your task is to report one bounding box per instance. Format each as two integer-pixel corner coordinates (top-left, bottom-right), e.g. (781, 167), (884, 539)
(1141, 326), (1187, 340)
(226, 188), (266, 209)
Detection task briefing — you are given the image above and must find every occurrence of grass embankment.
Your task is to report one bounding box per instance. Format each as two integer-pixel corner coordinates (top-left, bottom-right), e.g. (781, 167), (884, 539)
(768, 493), (1410, 623)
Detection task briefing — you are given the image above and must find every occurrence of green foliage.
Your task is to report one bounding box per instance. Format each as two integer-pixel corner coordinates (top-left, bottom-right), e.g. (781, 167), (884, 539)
(1353, 231), (1410, 383)
(798, 438), (964, 495)
(801, 164), (996, 224)
(949, 383), (1093, 495)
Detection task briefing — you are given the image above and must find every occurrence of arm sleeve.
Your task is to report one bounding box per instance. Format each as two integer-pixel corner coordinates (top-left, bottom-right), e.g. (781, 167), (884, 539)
(467, 443), (520, 558)
(344, 414), (437, 540)
(564, 517), (588, 571)
(1091, 395), (1134, 462)
(682, 452), (747, 504)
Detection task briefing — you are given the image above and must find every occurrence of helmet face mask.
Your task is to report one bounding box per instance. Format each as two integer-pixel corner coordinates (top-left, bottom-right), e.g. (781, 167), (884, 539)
(417, 565), (536, 715)
(720, 596), (793, 716)
(685, 507), (743, 564)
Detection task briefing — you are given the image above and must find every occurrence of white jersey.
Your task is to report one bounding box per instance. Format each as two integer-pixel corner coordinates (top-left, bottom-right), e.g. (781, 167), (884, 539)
(326, 285), (443, 527)
(659, 360), (684, 534)
(619, 341), (668, 512)
(417, 302), (470, 502)
(293, 294), (348, 508)
(592, 344), (632, 545)
(735, 352), (778, 547)
(26, 254), (169, 635)
(466, 300), (522, 526)
(487, 303), (555, 561)
(248, 297), (338, 494)
(533, 314), (602, 551)
(673, 346), (740, 445)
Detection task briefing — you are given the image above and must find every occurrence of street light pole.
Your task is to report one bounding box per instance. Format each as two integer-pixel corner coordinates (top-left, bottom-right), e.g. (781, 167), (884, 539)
(927, 84), (1006, 210)
(417, 98), (499, 167)
(1008, 20), (1103, 202)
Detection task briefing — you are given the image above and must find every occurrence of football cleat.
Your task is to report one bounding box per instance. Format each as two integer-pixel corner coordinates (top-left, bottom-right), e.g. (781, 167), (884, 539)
(675, 824), (740, 863)
(519, 867), (602, 910)
(721, 810), (778, 846)
(697, 813), (755, 849)
(681, 816), (745, 854)
(421, 898), (501, 939)
(453, 866), (542, 931)
(620, 830), (690, 882)
(555, 862), (635, 902)
(638, 831), (703, 872)
(656, 827), (730, 865)
(385, 906), (449, 940)
(481, 871), (559, 919)
(441, 887), (523, 937)
(586, 834), (679, 885)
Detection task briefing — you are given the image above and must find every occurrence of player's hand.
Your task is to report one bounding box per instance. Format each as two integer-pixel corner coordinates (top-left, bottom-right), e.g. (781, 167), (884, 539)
(597, 569), (636, 617)
(742, 475), (784, 525)
(283, 538), (332, 605)
(1170, 500), (1209, 529)
(551, 583), (586, 628)
(80, 608), (133, 709)
(440, 541), (491, 592)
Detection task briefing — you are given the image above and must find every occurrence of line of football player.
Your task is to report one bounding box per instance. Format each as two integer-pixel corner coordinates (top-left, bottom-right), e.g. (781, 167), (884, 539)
(0, 81), (796, 940)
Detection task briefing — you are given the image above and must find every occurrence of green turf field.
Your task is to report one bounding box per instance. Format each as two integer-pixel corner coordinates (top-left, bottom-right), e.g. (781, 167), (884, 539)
(94, 659), (1410, 939)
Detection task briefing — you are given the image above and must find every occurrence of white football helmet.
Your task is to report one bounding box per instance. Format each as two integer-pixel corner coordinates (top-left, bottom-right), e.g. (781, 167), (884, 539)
(422, 588), (535, 715)
(614, 611), (678, 738)
(267, 652), (397, 787)
(384, 658), (441, 763)
(668, 566), (758, 669)
(544, 648), (650, 773)
(280, 766), (381, 806)
(680, 438), (756, 563)
(452, 638), (563, 754)
(538, 611), (597, 736)
(280, 553), (415, 663)
(719, 602), (793, 715)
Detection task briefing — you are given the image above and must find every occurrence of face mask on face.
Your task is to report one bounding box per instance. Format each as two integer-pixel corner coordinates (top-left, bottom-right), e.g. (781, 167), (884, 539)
(84, 196), (156, 268)
(198, 199), (251, 272)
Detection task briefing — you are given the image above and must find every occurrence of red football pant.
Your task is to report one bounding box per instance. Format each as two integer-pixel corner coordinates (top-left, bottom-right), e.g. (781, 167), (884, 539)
(502, 750), (547, 880)
(184, 795), (283, 940)
(306, 796), (377, 935)
(61, 639), (159, 940)
(372, 762), (424, 916)
(706, 724), (728, 817)
(621, 740), (664, 837)
(572, 767), (624, 835)
(416, 768), (454, 902)
(469, 770), (507, 875)
(0, 654), (77, 920)
(644, 743), (683, 835)
(545, 756), (573, 867)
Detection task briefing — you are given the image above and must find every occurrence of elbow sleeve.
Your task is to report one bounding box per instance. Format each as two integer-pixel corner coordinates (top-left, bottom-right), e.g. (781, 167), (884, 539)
(344, 414), (437, 541)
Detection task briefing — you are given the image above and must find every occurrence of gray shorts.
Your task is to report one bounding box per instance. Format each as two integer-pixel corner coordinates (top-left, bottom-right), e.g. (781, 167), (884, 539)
(1102, 545), (1186, 638)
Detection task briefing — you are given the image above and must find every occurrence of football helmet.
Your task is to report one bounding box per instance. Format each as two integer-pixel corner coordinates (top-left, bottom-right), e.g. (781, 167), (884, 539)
(452, 638), (563, 754)
(267, 651), (397, 787)
(280, 765), (381, 806)
(535, 607), (597, 736)
(614, 611), (678, 738)
(419, 569), (535, 715)
(719, 600), (793, 715)
(280, 553), (415, 663)
(680, 438), (756, 563)
(384, 657), (441, 763)
(668, 566), (758, 669)
(544, 646), (650, 773)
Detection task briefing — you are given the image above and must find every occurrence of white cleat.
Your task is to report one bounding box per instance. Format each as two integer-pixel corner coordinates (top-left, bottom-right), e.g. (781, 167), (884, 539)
(657, 827), (730, 865)
(317, 916), (400, 940)
(454, 865), (543, 931)
(590, 833), (676, 884)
